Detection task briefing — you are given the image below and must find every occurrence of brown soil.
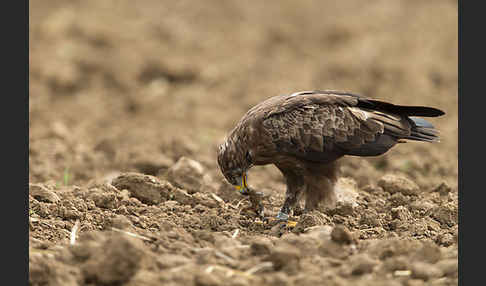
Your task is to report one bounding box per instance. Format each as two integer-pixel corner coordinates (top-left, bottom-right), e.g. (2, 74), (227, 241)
(29, 0), (458, 285)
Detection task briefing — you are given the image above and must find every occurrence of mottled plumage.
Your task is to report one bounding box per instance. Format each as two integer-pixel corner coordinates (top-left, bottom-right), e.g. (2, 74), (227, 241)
(217, 90), (445, 220)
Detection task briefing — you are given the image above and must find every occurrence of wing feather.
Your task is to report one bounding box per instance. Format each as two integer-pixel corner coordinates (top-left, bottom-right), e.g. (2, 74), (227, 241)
(257, 90), (444, 162)
(261, 91), (413, 161)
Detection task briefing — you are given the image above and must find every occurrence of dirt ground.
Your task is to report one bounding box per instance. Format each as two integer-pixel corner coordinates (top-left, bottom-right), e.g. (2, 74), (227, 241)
(29, 0), (458, 285)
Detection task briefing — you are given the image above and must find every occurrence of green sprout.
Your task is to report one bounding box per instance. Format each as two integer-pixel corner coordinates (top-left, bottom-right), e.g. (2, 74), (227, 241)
(63, 167), (71, 186)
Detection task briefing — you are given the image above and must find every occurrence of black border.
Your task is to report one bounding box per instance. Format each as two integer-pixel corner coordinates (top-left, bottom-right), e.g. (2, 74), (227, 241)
(458, 1), (480, 285)
(3, 0), (28, 284)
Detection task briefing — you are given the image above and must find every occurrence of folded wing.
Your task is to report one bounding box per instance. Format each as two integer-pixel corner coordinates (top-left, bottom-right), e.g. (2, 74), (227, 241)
(262, 90), (444, 162)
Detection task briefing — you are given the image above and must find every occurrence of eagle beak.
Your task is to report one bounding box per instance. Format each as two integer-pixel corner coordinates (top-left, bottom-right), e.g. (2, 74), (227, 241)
(234, 172), (249, 194)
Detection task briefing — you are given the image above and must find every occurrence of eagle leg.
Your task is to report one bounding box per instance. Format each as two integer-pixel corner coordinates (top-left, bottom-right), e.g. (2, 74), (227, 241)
(303, 162), (339, 212)
(275, 166), (306, 222)
(304, 178), (336, 212)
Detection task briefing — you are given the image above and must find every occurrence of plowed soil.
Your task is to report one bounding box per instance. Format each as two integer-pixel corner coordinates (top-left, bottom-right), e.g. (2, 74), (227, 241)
(29, 1), (458, 285)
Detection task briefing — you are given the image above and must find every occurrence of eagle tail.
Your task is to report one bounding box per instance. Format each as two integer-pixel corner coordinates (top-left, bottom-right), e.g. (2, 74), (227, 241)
(355, 98), (444, 143)
(357, 99), (445, 117)
(405, 117), (441, 143)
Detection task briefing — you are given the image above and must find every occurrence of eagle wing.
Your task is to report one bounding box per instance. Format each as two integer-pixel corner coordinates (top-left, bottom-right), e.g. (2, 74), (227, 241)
(261, 90), (443, 162)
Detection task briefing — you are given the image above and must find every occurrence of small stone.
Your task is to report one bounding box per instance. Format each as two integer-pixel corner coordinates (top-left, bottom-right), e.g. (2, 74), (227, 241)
(378, 174), (420, 195)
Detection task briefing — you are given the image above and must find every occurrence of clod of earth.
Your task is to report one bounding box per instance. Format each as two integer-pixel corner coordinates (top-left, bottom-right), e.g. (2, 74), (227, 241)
(111, 172), (173, 204)
(377, 174), (420, 196)
(29, 183), (60, 203)
(164, 156), (207, 194)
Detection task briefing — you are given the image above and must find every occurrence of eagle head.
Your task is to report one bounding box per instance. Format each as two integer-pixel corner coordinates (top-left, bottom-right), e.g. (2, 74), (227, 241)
(217, 137), (253, 192)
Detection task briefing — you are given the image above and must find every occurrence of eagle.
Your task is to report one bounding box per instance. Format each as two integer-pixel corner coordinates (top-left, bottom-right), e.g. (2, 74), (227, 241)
(217, 90), (445, 221)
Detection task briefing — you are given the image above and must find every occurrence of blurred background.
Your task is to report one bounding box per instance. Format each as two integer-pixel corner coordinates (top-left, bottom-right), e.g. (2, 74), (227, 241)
(29, 0), (458, 191)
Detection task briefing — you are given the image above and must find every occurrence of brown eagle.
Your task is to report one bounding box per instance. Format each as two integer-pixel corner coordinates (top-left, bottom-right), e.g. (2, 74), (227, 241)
(217, 90), (444, 221)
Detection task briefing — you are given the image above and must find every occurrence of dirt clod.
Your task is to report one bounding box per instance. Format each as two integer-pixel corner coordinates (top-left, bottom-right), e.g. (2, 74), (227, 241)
(250, 237), (273, 256)
(81, 232), (147, 285)
(349, 254), (379, 276)
(194, 272), (223, 286)
(318, 239), (351, 260)
(165, 157), (207, 194)
(88, 191), (118, 209)
(266, 244), (301, 275)
(378, 174), (420, 196)
(29, 183), (60, 203)
(109, 215), (133, 229)
(431, 203), (458, 227)
(29, 253), (81, 286)
(111, 172), (172, 204)
(331, 225), (356, 245)
(293, 210), (331, 233)
(411, 262), (443, 281)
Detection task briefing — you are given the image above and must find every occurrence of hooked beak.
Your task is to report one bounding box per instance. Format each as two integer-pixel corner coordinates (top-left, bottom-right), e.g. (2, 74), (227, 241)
(234, 172), (248, 193)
